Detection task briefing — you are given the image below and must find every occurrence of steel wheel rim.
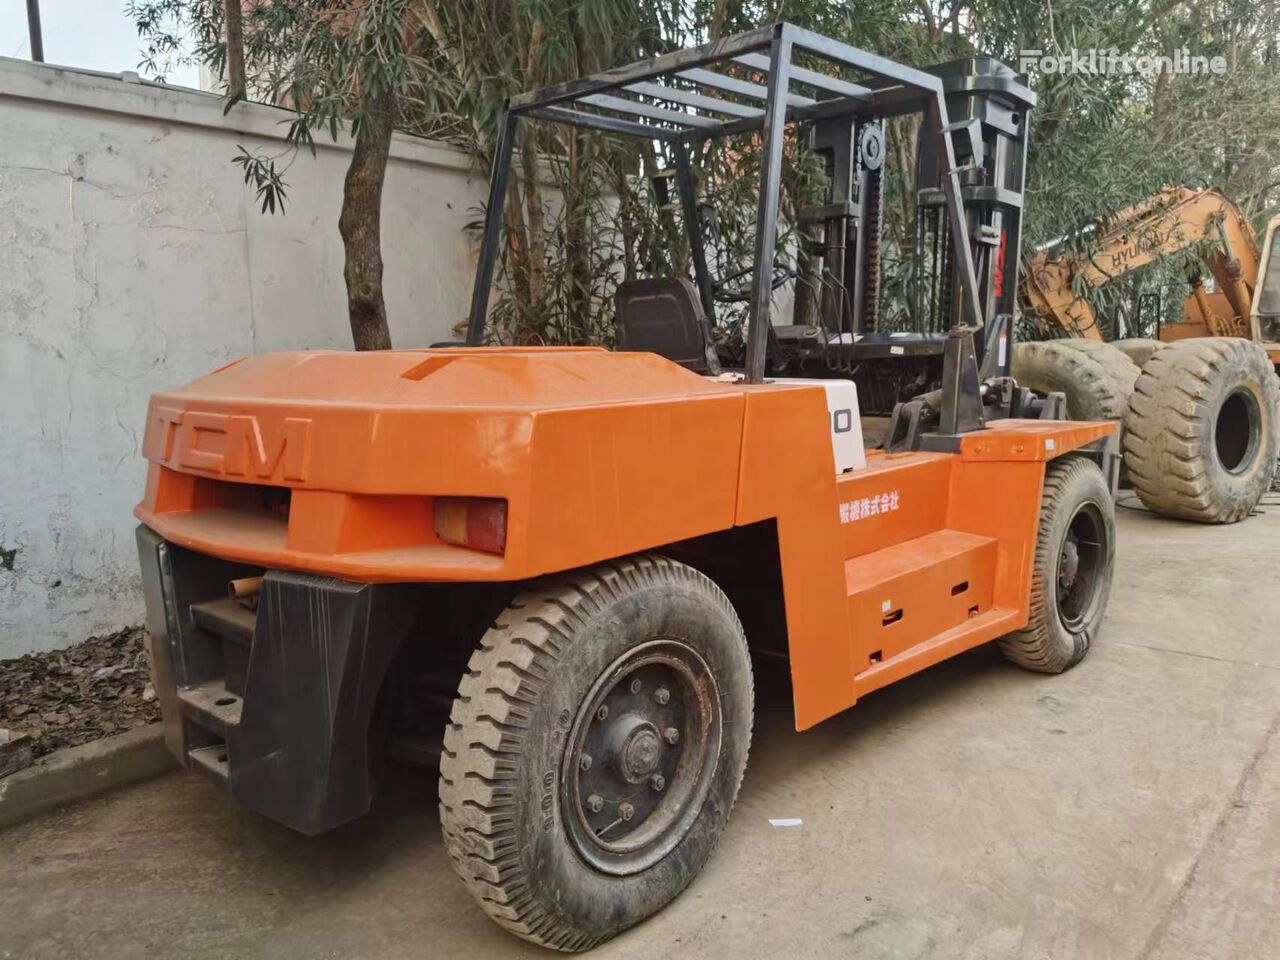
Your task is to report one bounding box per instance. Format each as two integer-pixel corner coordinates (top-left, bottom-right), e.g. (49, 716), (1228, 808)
(1056, 500), (1106, 632)
(1214, 386), (1262, 475)
(561, 639), (721, 876)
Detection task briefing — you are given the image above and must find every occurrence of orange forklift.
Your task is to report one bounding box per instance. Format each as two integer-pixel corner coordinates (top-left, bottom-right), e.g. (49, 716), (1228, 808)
(135, 24), (1119, 951)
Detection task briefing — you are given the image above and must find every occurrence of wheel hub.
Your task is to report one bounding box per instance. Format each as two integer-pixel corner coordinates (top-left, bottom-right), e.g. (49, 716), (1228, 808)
(1056, 502), (1106, 631)
(561, 640), (721, 876)
(1058, 537), (1080, 590)
(617, 723), (662, 782)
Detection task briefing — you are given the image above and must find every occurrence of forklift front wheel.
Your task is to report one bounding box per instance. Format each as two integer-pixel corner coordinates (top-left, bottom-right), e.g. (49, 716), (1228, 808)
(999, 456), (1116, 673)
(438, 554), (753, 952)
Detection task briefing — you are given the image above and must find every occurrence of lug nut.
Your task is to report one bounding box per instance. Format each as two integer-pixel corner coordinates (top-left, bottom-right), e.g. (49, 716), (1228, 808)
(597, 704), (609, 721)
(586, 794), (604, 813)
(580, 753), (592, 771)
(650, 774), (665, 792)
(619, 802), (635, 821)
(629, 677), (642, 694)
(654, 686), (671, 705)
(663, 727), (680, 745)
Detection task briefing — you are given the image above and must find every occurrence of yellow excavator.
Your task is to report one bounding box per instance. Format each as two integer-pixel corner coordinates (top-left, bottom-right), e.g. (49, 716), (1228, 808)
(1014, 186), (1280, 523)
(1022, 185), (1280, 363)
(1018, 186), (1280, 363)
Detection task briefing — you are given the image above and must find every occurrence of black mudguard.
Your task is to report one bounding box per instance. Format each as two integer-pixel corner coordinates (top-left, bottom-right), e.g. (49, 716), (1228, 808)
(137, 525), (417, 835)
(229, 571), (417, 834)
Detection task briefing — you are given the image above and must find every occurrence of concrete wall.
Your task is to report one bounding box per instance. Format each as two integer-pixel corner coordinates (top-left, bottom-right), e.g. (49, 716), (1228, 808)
(0, 58), (490, 657)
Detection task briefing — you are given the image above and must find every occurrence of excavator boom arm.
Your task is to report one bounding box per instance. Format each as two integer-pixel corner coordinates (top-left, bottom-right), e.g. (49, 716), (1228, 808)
(1022, 186), (1260, 339)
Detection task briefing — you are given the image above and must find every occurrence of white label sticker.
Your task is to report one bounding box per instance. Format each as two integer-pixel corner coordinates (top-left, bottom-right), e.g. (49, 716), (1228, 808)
(1045, 439), (1056, 452)
(890, 345), (905, 355)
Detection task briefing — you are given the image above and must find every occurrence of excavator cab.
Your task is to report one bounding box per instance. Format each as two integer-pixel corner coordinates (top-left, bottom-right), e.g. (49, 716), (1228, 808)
(1251, 214), (1280, 362)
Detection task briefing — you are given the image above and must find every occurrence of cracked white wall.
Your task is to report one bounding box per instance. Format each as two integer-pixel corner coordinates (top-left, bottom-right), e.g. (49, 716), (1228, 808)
(0, 59), (489, 657)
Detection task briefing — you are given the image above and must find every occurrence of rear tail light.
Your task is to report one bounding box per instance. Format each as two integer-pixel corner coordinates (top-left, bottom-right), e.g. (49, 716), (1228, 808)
(434, 497), (508, 555)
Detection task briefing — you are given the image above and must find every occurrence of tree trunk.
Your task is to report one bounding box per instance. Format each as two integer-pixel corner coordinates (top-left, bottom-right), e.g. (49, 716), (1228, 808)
(222, 0), (246, 103)
(521, 134), (546, 308)
(1151, 60), (1171, 145)
(339, 89), (395, 351)
(891, 116), (918, 258)
(518, 13), (549, 341)
(504, 176), (533, 332)
(565, 130), (592, 337)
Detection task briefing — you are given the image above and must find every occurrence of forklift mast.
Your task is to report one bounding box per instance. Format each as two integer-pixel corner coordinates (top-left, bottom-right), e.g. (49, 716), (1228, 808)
(915, 57), (1034, 378)
(804, 115), (887, 338)
(799, 57), (1033, 380)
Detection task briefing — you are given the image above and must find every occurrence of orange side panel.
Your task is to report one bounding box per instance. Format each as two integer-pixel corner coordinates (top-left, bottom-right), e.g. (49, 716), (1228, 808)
(835, 451), (951, 557)
(951, 419), (1113, 612)
(845, 530), (997, 670)
(734, 385), (855, 731)
(945, 459), (1044, 612)
(520, 396), (743, 576)
(838, 419), (1116, 709)
(853, 607), (1025, 696)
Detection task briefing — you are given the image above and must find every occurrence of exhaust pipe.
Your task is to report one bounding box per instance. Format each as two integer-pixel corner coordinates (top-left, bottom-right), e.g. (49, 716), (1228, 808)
(228, 576), (263, 600)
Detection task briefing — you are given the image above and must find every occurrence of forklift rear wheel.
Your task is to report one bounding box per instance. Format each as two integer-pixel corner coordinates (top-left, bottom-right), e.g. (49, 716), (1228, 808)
(999, 456), (1115, 673)
(438, 554), (753, 952)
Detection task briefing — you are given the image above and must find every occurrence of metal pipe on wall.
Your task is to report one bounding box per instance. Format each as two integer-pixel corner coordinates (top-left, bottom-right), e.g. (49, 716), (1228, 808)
(26, 0), (44, 63)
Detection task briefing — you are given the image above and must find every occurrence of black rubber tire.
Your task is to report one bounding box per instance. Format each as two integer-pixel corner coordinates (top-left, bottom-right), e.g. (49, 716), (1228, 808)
(1012, 339), (1141, 420)
(1058, 338), (1144, 392)
(438, 554), (753, 952)
(1122, 337), (1280, 523)
(999, 456), (1115, 673)
(1112, 337), (1166, 369)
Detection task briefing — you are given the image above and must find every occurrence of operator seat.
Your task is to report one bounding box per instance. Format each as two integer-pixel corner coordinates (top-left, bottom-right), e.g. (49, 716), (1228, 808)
(615, 277), (719, 374)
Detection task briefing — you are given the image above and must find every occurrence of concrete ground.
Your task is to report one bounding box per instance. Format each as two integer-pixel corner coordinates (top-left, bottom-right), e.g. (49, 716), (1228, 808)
(2, 503), (1279, 960)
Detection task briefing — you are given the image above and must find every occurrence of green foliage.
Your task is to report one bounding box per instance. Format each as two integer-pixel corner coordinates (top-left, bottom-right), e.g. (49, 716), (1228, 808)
(131, 1), (441, 155)
(231, 146), (288, 214)
(968, 0), (1280, 336)
(133, 0), (1280, 345)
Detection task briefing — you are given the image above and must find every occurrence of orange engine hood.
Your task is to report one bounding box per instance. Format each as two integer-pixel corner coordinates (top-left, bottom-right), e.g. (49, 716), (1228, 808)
(134, 347), (752, 581)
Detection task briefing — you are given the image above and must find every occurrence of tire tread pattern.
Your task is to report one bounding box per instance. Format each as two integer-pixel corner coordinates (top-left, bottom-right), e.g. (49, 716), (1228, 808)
(438, 554), (750, 952)
(999, 456), (1109, 673)
(1012, 340), (1140, 420)
(1122, 337), (1280, 522)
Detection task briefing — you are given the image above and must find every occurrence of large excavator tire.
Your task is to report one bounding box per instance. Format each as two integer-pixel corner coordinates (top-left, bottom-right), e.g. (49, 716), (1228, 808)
(1112, 338), (1167, 369)
(1012, 339), (1140, 420)
(1123, 337), (1280, 523)
(1055, 338), (1144, 394)
(439, 554), (753, 951)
